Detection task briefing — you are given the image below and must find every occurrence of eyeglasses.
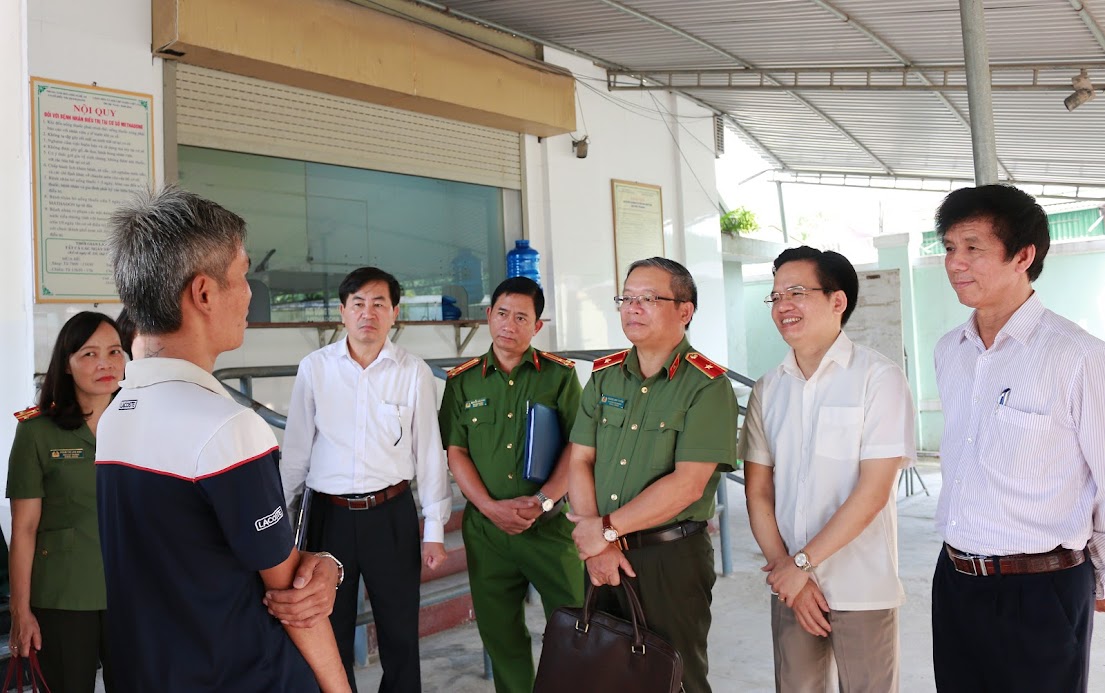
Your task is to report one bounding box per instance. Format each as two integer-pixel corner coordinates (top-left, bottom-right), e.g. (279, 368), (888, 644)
(763, 286), (829, 304)
(613, 294), (679, 309)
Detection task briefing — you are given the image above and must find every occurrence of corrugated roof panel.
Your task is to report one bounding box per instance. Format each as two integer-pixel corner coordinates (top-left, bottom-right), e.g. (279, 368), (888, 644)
(438, 0), (1105, 185)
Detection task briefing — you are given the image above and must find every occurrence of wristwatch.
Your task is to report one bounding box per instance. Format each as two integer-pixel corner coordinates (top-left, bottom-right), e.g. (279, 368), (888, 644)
(536, 490), (555, 513)
(316, 551), (345, 589)
(794, 551), (814, 573)
(601, 514), (620, 543)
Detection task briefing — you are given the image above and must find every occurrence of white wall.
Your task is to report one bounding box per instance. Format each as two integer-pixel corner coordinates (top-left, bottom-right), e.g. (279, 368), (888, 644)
(0, 0), (35, 541)
(529, 49), (728, 360)
(6, 11), (732, 513)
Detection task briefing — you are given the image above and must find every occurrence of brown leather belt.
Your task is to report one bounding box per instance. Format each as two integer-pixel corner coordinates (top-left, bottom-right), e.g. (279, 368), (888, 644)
(321, 480), (410, 510)
(945, 544), (1085, 577)
(617, 520), (707, 552)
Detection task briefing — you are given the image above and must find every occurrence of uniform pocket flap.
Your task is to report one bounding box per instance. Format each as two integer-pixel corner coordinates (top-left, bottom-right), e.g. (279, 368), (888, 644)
(600, 407), (626, 427)
(463, 407), (497, 426)
(36, 527), (76, 554)
(643, 410), (686, 432)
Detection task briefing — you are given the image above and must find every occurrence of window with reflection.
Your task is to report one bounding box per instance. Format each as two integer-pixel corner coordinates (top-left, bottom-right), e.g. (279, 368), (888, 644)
(178, 146), (513, 322)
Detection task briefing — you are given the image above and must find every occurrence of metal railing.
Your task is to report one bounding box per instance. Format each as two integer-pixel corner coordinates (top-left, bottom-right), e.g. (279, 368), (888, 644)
(214, 350), (754, 579)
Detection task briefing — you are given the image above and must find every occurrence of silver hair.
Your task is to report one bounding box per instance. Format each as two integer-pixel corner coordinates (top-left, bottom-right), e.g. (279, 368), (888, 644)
(108, 186), (246, 335)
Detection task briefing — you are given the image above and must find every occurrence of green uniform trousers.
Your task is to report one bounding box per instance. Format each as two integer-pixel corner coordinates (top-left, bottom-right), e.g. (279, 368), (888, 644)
(463, 504), (584, 693)
(591, 531), (716, 693)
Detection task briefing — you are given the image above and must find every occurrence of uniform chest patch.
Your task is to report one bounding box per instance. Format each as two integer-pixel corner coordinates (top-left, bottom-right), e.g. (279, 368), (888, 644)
(600, 395), (626, 409)
(465, 398), (489, 409)
(50, 448), (85, 460)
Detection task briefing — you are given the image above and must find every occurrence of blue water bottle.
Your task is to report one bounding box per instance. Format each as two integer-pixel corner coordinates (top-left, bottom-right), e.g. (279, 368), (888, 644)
(506, 239), (541, 287)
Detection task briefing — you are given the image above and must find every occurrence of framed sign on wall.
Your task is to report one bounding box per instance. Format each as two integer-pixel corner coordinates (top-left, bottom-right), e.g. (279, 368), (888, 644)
(610, 179), (664, 293)
(31, 77), (155, 302)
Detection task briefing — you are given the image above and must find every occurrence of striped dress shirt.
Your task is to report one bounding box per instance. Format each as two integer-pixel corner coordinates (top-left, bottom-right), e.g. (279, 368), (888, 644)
(935, 292), (1105, 596)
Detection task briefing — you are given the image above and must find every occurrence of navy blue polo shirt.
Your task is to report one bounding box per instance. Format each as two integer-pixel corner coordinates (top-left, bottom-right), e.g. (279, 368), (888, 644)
(96, 358), (317, 692)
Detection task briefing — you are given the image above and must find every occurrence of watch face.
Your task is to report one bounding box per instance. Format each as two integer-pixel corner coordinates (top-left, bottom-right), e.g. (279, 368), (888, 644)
(603, 528), (619, 542)
(795, 552), (809, 569)
(541, 499), (555, 512)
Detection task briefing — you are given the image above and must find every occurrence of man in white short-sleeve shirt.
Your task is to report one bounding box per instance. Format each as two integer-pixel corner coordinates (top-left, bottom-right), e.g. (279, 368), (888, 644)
(739, 246), (915, 693)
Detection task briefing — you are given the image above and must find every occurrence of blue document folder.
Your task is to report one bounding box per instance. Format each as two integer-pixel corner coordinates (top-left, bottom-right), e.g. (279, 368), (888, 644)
(523, 403), (564, 484)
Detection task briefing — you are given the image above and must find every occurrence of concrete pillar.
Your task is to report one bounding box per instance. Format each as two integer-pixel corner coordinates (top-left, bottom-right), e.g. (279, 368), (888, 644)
(959, 0), (1000, 185)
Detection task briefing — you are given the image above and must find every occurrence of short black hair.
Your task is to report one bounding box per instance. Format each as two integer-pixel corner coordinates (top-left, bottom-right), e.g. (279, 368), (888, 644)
(772, 246), (859, 327)
(39, 312), (120, 430)
(115, 306), (137, 359)
(339, 267), (401, 307)
(935, 184), (1050, 281)
(491, 277), (545, 319)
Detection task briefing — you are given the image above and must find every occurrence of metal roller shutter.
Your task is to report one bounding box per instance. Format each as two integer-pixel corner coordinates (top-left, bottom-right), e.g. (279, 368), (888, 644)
(174, 64), (522, 189)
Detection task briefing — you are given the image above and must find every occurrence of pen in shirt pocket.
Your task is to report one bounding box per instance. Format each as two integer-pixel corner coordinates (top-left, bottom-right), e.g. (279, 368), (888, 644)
(997, 388), (1011, 406)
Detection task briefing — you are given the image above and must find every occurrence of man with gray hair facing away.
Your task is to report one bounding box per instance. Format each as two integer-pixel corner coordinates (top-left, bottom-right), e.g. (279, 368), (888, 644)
(95, 187), (348, 692)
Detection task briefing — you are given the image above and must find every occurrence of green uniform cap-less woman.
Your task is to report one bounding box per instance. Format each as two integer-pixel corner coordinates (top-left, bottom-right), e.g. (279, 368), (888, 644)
(6, 311), (125, 693)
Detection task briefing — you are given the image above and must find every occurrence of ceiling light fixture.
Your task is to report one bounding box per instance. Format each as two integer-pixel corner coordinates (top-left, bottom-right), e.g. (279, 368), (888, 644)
(1064, 68), (1097, 111)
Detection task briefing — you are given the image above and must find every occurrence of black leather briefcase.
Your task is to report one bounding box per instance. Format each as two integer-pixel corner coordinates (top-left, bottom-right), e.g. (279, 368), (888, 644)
(534, 579), (683, 693)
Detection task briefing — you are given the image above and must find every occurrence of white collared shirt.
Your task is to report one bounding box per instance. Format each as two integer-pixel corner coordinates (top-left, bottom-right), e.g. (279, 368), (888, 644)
(280, 338), (451, 543)
(935, 293), (1105, 596)
(738, 332), (916, 610)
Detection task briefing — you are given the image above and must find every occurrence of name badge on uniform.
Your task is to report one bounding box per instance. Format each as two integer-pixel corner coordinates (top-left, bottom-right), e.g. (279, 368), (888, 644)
(465, 398), (489, 410)
(50, 448), (85, 460)
(600, 395), (626, 409)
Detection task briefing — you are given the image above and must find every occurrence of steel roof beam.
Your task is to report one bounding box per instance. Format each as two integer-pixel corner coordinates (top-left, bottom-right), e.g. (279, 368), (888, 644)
(805, 0), (1013, 181)
(609, 83), (1097, 93)
(1069, 0), (1105, 52)
(593, 0), (895, 175)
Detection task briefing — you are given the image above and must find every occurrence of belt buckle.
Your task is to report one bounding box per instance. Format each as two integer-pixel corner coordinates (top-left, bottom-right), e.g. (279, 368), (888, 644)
(347, 495), (377, 510)
(960, 554), (988, 576)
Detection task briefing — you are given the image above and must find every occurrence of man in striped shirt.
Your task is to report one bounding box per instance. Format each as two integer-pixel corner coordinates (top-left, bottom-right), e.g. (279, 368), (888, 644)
(932, 184), (1105, 692)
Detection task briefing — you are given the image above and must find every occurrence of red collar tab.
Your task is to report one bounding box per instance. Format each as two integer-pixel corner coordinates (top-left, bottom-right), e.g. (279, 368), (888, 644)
(668, 353), (682, 380)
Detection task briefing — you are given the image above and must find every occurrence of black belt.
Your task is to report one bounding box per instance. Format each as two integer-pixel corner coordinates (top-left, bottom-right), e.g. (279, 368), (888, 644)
(616, 520), (707, 551)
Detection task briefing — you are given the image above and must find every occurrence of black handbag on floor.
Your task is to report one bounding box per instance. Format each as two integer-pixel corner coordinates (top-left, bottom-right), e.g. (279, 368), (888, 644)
(534, 578), (683, 693)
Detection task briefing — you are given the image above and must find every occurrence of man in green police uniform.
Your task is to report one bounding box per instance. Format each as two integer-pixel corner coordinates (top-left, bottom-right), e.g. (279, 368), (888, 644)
(567, 257), (738, 693)
(438, 277), (584, 693)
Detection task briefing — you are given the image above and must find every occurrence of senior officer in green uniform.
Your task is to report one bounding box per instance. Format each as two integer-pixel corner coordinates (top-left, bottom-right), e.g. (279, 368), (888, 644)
(566, 257), (738, 693)
(439, 277), (585, 693)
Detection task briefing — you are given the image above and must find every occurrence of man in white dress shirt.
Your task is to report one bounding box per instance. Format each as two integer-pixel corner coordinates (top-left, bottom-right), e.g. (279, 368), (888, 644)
(739, 246), (915, 692)
(932, 185), (1105, 692)
(281, 266), (451, 693)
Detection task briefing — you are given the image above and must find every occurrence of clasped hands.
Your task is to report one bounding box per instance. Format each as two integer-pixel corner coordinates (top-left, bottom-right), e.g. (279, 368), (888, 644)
(764, 555), (832, 638)
(567, 512), (636, 586)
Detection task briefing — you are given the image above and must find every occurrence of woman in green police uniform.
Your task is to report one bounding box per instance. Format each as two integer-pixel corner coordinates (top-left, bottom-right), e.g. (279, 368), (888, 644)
(7, 311), (124, 692)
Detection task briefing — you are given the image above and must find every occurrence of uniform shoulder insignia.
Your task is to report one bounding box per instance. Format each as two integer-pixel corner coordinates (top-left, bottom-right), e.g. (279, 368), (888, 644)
(538, 351), (575, 369)
(685, 352), (726, 380)
(591, 349), (630, 372)
(447, 357), (481, 379)
(13, 405), (42, 421)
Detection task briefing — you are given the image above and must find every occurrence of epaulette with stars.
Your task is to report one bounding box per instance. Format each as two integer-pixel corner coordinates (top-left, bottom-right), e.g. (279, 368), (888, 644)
(591, 349), (630, 372)
(538, 351), (575, 369)
(446, 357), (481, 379)
(13, 405), (42, 421)
(685, 352), (726, 379)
